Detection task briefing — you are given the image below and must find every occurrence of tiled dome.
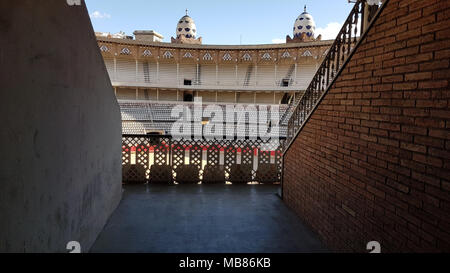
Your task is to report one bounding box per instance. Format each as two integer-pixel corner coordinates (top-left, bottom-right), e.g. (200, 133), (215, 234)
(293, 6), (316, 39)
(176, 11), (197, 39)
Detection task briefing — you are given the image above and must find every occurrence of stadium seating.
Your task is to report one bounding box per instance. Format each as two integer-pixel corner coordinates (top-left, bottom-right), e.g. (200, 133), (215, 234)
(119, 100), (289, 137)
(105, 57), (316, 89)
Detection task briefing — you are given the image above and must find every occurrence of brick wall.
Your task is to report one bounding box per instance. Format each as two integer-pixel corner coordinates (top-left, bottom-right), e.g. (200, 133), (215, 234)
(283, 0), (450, 252)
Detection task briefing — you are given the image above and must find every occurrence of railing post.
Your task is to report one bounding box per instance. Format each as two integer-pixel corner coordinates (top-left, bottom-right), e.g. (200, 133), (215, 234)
(361, 0), (367, 34)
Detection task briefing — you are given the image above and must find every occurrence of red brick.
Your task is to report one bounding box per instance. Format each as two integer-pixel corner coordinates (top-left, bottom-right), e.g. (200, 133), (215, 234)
(432, 69), (450, 80)
(408, 14), (436, 30)
(403, 90), (430, 99)
(403, 108), (429, 117)
(394, 64), (419, 74)
(429, 129), (450, 139)
(397, 10), (422, 25)
(422, 18), (450, 33)
(430, 110), (450, 119)
(414, 135), (444, 148)
(414, 117), (446, 128)
(401, 125), (428, 136)
(418, 80), (448, 89)
(393, 82), (417, 90)
(405, 72), (432, 81)
(412, 153), (443, 168)
(395, 46), (419, 57)
(382, 75), (404, 83)
(420, 60), (449, 71)
(400, 142), (427, 153)
(407, 33), (434, 47)
(405, 52), (433, 63)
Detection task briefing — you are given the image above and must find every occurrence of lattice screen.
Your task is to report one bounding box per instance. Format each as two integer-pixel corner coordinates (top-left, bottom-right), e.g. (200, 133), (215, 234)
(122, 135), (284, 184)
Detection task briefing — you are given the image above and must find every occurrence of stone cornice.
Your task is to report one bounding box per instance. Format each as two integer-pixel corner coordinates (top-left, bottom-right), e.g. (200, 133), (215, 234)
(97, 37), (334, 50)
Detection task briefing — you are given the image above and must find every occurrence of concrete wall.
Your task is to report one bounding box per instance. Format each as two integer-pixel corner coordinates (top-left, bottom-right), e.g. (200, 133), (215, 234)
(283, 0), (450, 252)
(0, 0), (122, 252)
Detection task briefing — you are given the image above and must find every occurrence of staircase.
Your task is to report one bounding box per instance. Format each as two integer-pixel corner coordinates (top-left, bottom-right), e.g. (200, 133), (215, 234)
(243, 65), (254, 86)
(195, 64), (202, 85)
(143, 61), (151, 83)
(283, 0), (389, 152)
(282, 64), (296, 87)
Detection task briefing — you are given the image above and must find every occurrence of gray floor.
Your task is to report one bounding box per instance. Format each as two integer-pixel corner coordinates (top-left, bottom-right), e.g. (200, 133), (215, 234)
(90, 185), (327, 253)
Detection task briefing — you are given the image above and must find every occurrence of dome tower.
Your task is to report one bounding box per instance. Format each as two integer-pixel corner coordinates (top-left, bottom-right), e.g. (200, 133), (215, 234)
(171, 9), (202, 44)
(286, 5), (322, 43)
(293, 6), (316, 39)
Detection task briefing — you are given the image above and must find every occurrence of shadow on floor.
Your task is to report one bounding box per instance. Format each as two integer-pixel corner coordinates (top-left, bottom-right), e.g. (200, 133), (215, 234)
(90, 185), (328, 253)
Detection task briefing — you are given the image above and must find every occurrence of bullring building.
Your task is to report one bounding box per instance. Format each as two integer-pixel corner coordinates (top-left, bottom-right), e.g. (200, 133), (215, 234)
(95, 7), (332, 137)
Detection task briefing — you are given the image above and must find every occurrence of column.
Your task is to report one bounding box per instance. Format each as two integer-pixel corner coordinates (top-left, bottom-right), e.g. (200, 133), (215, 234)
(274, 64), (278, 86)
(176, 63), (179, 87)
(196, 63), (199, 85)
(254, 64), (258, 86)
(216, 64), (219, 85)
(235, 64), (238, 85)
(156, 61), (160, 83)
(135, 59), (138, 83)
(113, 57), (117, 80)
(294, 63), (298, 86)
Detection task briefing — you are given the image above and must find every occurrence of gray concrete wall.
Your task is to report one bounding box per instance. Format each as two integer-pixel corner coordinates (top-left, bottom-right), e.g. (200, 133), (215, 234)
(0, 0), (122, 252)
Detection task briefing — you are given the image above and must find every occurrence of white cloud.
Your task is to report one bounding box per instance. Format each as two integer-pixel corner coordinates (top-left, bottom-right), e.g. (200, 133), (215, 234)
(90, 11), (111, 19)
(272, 38), (285, 44)
(315, 22), (343, 40)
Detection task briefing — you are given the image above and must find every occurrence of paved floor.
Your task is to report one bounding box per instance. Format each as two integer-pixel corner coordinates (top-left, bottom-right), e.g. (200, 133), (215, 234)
(90, 185), (327, 253)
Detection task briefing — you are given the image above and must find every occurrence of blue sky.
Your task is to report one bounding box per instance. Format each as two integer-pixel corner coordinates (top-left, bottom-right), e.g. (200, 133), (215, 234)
(85, 0), (354, 45)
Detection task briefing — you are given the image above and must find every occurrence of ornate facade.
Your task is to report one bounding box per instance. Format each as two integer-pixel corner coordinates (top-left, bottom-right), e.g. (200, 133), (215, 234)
(96, 7), (333, 136)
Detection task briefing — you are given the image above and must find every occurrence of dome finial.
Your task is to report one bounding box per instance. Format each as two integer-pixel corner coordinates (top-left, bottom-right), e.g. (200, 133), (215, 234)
(185, 8), (188, 16)
(304, 5), (307, 12)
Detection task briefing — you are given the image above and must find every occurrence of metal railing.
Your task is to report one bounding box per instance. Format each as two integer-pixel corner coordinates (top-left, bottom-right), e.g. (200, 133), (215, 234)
(283, 0), (388, 152)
